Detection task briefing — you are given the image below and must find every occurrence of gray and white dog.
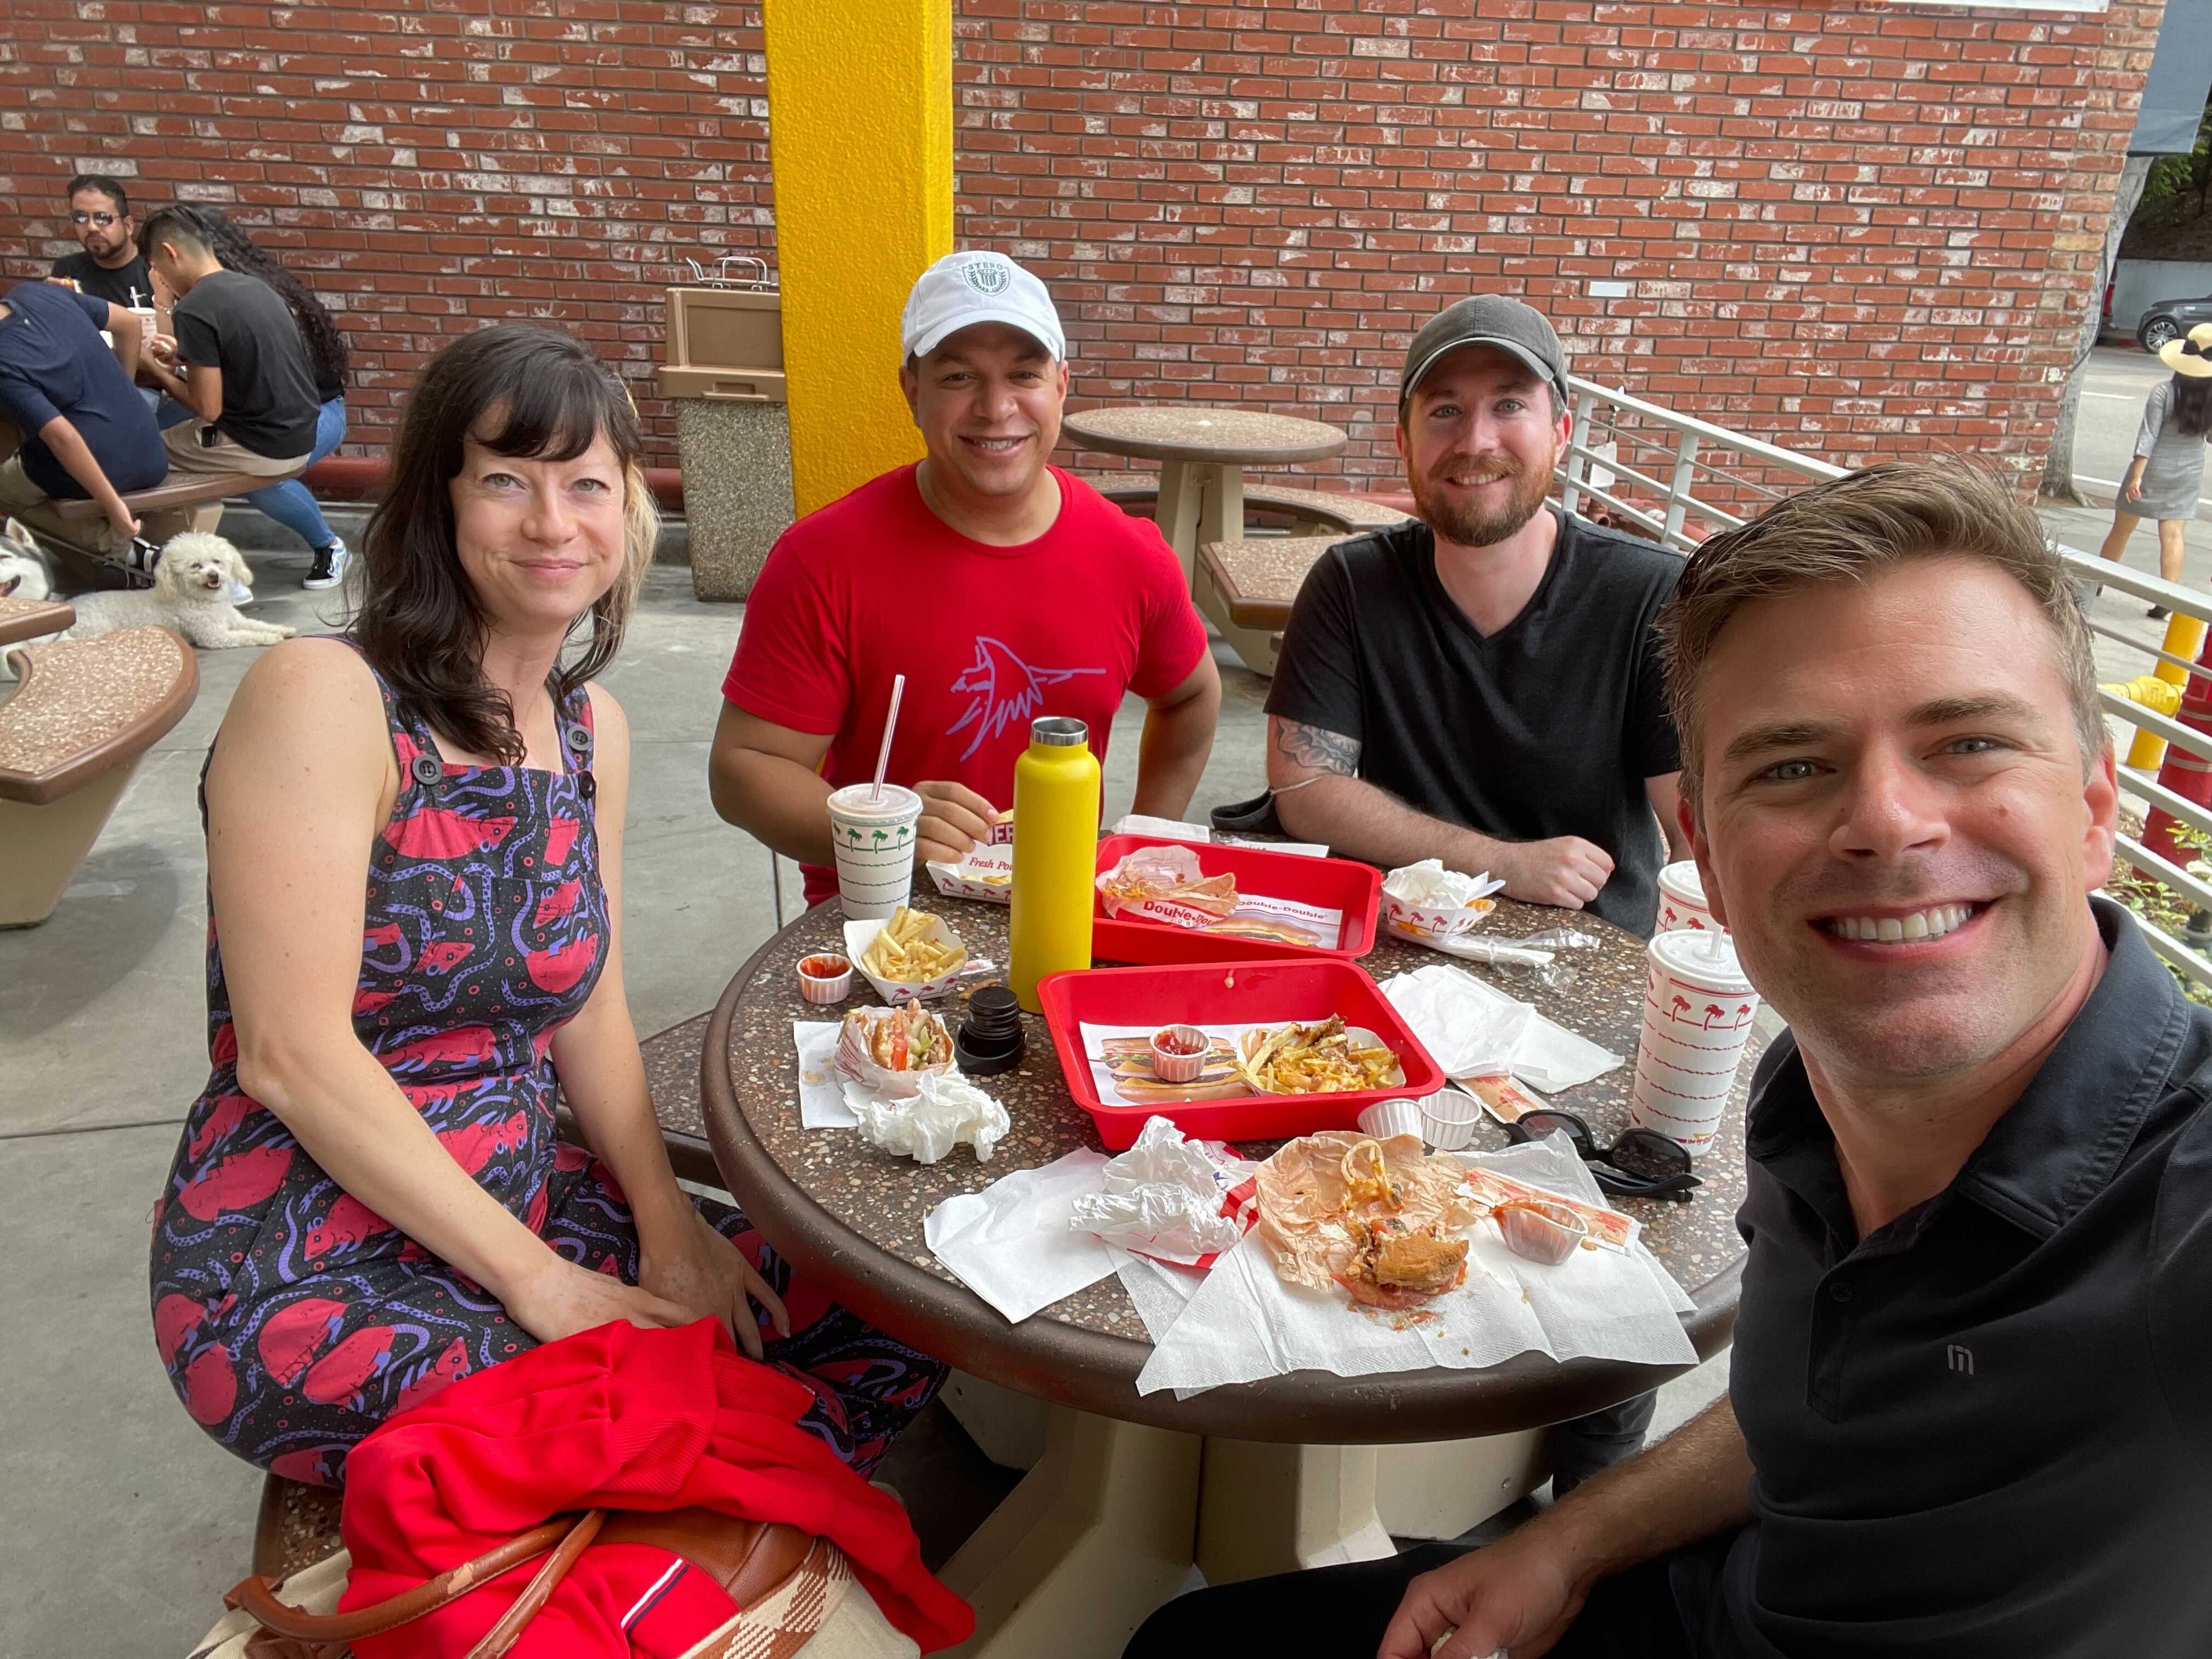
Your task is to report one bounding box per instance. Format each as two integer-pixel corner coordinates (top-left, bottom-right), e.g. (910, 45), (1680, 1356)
(0, 517), (61, 677)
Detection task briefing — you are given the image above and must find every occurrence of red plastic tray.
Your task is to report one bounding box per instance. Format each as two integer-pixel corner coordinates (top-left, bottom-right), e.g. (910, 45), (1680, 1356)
(1035, 957), (1443, 1150)
(1089, 834), (1381, 966)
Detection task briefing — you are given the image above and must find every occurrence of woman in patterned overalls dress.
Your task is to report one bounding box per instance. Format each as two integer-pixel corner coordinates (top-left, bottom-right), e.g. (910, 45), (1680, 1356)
(149, 326), (945, 1488)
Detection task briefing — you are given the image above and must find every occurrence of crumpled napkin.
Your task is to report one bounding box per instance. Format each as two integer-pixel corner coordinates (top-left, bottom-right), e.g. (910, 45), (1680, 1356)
(846, 1070), (1011, 1164)
(1068, 1115), (1252, 1266)
(1383, 858), (1506, 908)
(924, 1152), (1123, 1323)
(1381, 964), (1621, 1093)
(1129, 1134), (1697, 1397)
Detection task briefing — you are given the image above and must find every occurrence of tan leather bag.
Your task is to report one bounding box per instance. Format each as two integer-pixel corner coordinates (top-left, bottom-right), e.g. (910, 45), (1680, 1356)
(199, 1507), (823, 1659)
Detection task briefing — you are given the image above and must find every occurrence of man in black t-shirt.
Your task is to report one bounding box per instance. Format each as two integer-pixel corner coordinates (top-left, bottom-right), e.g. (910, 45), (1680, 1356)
(1266, 295), (1688, 939)
(136, 206), (318, 481)
(48, 174), (155, 311)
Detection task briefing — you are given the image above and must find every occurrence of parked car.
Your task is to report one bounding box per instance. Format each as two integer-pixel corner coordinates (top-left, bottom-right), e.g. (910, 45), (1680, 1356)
(2138, 291), (2212, 351)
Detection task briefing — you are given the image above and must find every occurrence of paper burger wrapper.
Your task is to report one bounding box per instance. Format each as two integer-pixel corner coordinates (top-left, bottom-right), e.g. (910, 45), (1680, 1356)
(835, 1007), (956, 1100)
(844, 913), (969, 1006)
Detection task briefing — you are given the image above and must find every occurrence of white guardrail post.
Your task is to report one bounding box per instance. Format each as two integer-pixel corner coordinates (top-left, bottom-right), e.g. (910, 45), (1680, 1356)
(1547, 375), (2212, 994)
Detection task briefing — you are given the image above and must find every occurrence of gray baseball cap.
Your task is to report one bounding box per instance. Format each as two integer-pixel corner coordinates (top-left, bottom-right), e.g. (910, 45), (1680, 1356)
(1400, 294), (1569, 412)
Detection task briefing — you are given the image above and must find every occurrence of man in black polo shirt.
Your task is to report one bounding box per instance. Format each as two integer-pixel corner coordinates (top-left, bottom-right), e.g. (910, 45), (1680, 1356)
(1124, 458), (2212, 1658)
(49, 174), (154, 311)
(134, 205), (317, 485)
(1265, 294), (1689, 939)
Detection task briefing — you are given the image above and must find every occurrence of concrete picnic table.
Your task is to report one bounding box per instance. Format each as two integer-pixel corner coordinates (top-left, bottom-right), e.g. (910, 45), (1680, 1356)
(1059, 406), (1348, 581)
(673, 884), (1759, 1659)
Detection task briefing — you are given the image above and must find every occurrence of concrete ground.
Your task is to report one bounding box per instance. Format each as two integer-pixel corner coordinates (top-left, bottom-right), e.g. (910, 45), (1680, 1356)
(1, 358), (2190, 1654)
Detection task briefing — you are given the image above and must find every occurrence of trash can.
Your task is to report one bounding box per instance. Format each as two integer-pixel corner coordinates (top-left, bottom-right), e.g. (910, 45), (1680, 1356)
(658, 273), (794, 601)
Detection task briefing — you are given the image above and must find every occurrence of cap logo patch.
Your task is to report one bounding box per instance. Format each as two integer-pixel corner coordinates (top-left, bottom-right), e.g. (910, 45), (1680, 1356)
(961, 260), (1011, 296)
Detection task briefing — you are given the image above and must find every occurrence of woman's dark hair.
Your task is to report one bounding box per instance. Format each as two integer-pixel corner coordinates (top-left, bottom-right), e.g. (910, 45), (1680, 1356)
(356, 326), (658, 765)
(2170, 371), (2212, 440)
(191, 207), (351, 393)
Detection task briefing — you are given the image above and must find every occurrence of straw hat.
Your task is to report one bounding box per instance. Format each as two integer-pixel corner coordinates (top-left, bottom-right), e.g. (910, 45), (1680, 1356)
(2157, 322), (2212, 377)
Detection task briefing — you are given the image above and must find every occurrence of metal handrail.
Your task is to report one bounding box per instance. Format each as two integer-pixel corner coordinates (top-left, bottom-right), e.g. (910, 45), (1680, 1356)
(1550, 374), (2212, 990)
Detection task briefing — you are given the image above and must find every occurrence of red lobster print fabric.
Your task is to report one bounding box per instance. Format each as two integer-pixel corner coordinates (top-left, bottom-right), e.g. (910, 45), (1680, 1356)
(151, 648), (944, 1487)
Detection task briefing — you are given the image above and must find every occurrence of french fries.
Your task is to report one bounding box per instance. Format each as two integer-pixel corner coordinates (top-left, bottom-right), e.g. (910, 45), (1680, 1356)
(860, 906), (967, 985)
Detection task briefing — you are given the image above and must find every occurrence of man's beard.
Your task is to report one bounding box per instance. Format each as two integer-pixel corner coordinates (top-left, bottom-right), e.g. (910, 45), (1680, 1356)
(1411, 454), (1553, 549)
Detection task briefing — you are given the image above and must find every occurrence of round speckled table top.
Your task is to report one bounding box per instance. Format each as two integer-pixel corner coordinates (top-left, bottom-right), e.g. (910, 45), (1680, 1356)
(1061, 405), (1348, 466)
(690, 885), (1759, 1443)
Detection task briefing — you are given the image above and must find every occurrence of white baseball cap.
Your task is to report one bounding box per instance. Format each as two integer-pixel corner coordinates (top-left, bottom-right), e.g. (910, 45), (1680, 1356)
(901, 251), (1066, 363)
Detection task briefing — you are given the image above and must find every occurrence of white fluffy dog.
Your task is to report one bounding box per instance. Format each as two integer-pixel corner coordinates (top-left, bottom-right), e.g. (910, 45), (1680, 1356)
(63, 532), (296, 649)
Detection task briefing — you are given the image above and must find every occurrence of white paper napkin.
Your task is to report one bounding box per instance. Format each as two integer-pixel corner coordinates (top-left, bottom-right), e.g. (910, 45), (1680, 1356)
(1381, 964), (1622, 1093)
(792, 1020), (857, 1128)
(1108, 815), (1331, 858)
(1132, 1135), (1696, 1396)
(923, 1150), (1123, 1323)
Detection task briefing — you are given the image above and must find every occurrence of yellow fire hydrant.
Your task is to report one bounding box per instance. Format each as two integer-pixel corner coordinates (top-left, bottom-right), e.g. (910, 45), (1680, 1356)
(2103, 675), (2185, 719)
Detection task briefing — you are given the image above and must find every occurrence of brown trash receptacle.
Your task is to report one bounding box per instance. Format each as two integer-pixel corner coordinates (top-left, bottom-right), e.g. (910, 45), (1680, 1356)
(659, 285), (795, 602)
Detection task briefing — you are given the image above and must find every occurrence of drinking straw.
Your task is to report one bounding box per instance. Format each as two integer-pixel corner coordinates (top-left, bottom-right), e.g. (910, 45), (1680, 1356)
(870, 675), (906, 804)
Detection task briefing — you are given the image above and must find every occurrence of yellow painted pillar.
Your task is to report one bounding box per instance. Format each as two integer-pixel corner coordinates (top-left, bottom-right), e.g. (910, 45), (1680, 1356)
(762, 0), (953, 517)
(2125, 612), (2208, 770)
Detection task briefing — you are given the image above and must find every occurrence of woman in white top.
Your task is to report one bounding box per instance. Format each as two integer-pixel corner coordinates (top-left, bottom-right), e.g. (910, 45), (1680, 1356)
(2097, 322), (2212, 619)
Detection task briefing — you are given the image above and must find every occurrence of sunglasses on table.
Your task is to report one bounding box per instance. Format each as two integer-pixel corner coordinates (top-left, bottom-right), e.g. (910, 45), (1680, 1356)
(72, 211), (119, 227)
(1502, 1108), (1701, 1203)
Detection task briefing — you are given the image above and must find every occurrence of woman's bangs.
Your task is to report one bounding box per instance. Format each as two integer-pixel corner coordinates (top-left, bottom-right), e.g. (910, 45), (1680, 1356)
(472, 360), (631, 466)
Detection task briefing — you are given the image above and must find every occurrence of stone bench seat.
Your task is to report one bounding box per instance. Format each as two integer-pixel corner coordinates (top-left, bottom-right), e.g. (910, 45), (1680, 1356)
(49, 460), (309, 524)
(1074, 473), (1411, 533)
(1195, 535), (1341, 632)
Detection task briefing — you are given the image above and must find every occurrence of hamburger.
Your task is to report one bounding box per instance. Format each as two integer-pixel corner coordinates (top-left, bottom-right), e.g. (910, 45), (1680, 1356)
(1339, 1218), (1469, 1311)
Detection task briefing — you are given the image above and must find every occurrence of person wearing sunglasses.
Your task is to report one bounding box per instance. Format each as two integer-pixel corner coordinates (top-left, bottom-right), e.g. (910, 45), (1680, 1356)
(48, 174), (153, 311)
(1126, 457), (2211, 1659)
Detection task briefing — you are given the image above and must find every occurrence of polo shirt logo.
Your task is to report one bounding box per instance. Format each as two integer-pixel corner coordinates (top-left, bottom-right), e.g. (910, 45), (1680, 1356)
(1946, 1344), (1975, 1376)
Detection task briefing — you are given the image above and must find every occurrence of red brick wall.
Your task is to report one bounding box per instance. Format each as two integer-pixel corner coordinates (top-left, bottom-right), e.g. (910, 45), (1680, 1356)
(0, 0), (776, 465)
(0, 1), (2164, 492)
(960, 0), (2165, 498)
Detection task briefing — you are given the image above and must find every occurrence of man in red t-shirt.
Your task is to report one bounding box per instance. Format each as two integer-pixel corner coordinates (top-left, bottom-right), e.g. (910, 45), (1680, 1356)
(710, 251), (1221, 906)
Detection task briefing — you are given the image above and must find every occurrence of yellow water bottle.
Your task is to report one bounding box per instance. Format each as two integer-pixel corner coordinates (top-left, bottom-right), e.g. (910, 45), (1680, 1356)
(1009, 715), (1101, 1012)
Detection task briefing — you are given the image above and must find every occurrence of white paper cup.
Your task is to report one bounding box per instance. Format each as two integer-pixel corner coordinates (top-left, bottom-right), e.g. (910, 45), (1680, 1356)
(1381, 891), (1496, 944)
(1656, 861), (1719, 935)
(1630, 930), (1759, 1158)
(1418, 1088), (1482, 1152)
(1356, 1097), (1425, 1142)
(827, 783), (923, 919)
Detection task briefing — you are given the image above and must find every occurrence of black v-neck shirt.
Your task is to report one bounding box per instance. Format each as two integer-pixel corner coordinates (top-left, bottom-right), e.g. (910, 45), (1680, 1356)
(1265, 508), (1683, 934)
(1722, 900), (2212, 1655)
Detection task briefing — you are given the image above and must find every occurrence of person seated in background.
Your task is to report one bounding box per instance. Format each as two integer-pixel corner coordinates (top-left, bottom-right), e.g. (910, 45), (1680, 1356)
(0, 276), (161, 550)
(1127, 458), (2211, 1659)
(150, 325), (946, 1491)
(134, 205), (319, 492)
(709, 250), (1220, 900)
(1263, 294), (1689, 939)
(49, 173), (154, 309)
(192, 208), (354, 590)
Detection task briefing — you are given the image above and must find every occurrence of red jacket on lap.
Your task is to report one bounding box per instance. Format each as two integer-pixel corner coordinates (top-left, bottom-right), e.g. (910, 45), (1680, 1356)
(335, 1319), (974, 1656)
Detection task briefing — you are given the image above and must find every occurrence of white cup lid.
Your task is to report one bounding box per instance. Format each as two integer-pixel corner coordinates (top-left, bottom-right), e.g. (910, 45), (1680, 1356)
(1657, 860), (1706, 904)
(1649, 928), (1751, 992)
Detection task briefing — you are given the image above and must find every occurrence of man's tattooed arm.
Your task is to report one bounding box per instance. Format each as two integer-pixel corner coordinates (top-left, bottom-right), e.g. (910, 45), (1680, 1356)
(1272, 718), (1362, 781)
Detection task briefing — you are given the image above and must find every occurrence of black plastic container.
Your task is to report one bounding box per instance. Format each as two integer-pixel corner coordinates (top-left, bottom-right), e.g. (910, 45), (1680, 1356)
(955, 984), (1026, 1076)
